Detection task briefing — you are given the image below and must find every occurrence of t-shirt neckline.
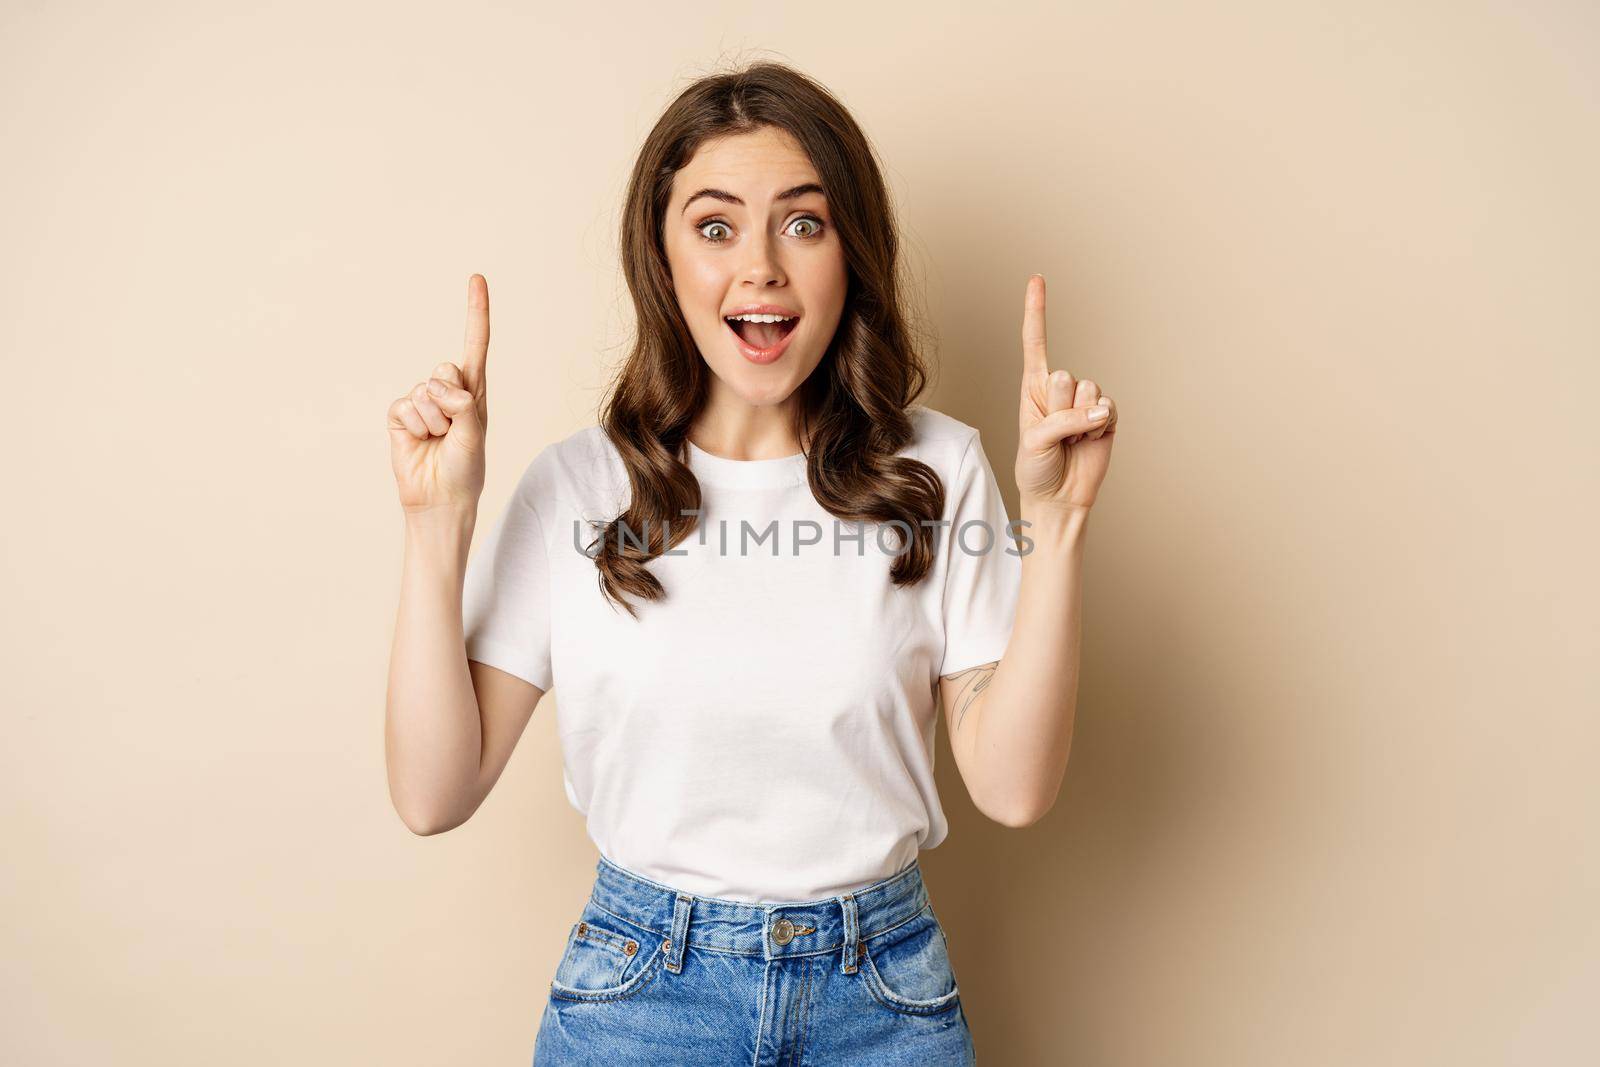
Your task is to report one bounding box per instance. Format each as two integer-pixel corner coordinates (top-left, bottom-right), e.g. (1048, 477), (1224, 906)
(684, 438), (808, 489)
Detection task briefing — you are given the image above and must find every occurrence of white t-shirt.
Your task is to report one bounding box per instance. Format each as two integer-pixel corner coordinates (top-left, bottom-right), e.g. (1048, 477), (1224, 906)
(461, 404), (1022, 903)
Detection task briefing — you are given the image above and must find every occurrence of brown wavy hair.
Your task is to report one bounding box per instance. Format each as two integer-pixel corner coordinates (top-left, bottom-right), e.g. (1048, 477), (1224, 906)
(591, 60), (946, 617)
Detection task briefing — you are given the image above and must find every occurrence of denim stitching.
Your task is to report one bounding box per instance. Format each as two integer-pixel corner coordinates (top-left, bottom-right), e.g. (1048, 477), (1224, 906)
(858, 921), (961, 1016)
(587, 897), (928, 958)
(751, 962), (771, 1067)
(549, 939), (667, 1004)
(575, 921), (631, 950)
(793, 956), (815, 1066)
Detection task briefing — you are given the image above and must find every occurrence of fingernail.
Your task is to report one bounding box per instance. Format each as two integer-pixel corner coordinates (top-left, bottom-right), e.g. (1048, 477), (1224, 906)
(1088, 405), (1108, 421)
(427, 380), (445, 396)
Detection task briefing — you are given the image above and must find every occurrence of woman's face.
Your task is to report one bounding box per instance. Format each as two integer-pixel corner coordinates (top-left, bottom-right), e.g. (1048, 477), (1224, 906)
(663, 126), (848, 412)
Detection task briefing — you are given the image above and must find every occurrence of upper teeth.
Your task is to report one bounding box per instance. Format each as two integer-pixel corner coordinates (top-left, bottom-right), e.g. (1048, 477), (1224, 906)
(726, 313), (795, 323)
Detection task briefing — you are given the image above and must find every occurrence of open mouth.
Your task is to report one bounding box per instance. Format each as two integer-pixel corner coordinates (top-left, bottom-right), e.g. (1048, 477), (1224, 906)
(724, 315), (800, 351)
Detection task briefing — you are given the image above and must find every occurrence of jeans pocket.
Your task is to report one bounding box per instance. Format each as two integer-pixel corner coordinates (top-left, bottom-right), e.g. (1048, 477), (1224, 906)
(548, 902), (665, 1003)
(858, 904), (962, 1015)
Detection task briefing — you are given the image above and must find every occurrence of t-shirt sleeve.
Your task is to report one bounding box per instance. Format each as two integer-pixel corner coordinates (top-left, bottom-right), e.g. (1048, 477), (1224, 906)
(461, 454), (554, 691)
(938, 431), (1022, 676)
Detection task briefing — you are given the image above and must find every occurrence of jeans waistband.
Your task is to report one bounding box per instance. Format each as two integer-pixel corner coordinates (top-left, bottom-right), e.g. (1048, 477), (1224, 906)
(587, 853), (931, 975)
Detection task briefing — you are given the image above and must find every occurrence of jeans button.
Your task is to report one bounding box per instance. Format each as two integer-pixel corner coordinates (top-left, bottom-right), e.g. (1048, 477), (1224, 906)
(772, 918), (795, 946)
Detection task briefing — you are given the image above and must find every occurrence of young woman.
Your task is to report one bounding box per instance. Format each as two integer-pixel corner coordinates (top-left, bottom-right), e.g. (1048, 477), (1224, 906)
(385, 62), (1117, 1066)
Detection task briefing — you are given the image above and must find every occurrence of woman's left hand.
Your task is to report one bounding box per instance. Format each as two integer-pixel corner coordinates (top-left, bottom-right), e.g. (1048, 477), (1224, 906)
(1014, 274), (1118, 513)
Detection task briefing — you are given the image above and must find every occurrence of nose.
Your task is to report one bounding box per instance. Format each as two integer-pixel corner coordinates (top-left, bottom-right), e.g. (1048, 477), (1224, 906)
(738, 227), (786, 288)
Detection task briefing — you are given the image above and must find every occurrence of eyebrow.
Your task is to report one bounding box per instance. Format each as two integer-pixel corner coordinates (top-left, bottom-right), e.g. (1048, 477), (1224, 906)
(680, 182), (826, 215)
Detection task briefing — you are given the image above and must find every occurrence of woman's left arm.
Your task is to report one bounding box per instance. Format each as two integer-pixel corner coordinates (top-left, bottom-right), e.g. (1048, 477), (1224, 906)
(940, 274), (1118, 828)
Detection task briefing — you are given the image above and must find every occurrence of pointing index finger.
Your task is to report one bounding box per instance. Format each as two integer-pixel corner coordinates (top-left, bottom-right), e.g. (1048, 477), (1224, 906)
(461, 273), (489, 395)
(1022, 274), (1048, 380)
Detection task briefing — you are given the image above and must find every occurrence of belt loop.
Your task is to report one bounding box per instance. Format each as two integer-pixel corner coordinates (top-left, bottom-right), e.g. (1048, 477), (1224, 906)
(839, 892), (859, 974)
(664, 893), (693, 974)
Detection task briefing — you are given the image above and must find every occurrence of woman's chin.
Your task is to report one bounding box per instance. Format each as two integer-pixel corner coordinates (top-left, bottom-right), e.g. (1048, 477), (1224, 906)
(702, 358), (807, 406)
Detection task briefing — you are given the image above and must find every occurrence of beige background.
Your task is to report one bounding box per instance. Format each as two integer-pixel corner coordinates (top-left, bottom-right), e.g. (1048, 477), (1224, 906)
(3, 2), (1596, 1064)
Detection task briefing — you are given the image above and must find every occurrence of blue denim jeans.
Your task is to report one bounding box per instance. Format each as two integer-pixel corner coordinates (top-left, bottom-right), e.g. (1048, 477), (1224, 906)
(532, 854), (977, 1065)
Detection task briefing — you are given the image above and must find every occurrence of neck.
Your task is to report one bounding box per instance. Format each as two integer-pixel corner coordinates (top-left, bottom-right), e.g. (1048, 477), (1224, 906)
(688, 389), (808, 460)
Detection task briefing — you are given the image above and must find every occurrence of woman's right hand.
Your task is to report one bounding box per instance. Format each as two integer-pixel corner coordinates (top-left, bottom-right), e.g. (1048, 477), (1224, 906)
(387, 274), (493, 514)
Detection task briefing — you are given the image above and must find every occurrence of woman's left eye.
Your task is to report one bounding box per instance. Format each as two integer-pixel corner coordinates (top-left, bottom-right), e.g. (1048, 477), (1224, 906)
(696, 215), (826, 244)
(788, 215), (824, 239)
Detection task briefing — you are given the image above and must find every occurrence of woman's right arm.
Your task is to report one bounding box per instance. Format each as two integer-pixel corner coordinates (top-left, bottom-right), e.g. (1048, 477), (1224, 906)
(386, 505), (546, 835)
(382, 275), (546, 835)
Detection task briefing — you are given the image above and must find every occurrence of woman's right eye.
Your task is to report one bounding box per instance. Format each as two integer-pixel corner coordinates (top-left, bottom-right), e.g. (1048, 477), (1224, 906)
(697, 221), (733, 244)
